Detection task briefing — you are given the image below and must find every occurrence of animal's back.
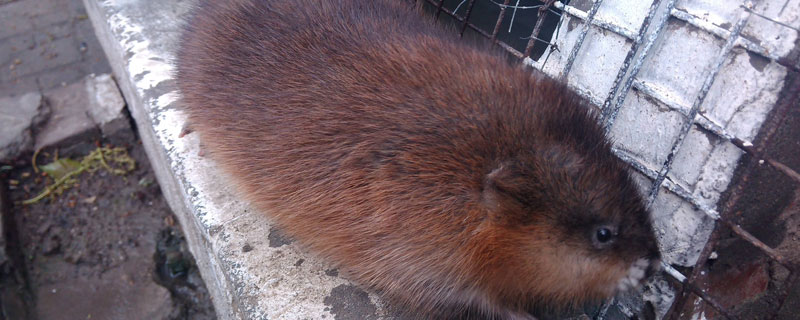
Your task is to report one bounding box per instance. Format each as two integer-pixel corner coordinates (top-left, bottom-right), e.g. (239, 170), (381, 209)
(177, 0), (563, 258)
(177, 1), (657, 319)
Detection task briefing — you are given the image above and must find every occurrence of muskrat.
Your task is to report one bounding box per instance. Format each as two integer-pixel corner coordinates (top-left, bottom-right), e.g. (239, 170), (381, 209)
(176, 1), (661, 319)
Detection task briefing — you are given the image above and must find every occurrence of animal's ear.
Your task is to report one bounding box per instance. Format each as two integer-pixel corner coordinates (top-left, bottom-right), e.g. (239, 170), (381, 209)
(482, 160), (541, 224)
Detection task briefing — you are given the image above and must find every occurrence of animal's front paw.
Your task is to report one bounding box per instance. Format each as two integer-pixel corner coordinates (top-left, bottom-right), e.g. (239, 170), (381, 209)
(179, 123), (193, 138)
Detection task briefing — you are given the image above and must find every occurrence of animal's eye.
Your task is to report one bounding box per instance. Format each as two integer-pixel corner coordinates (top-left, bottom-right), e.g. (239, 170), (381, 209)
(592, 226), (615, 248)
(596, 228), (612, 243)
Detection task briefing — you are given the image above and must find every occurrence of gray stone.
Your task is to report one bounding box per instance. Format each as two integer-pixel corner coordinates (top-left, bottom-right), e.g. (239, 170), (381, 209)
(0, 91), (44, 161)
(36, 77), (97, 150)
(85, 73), (127, 136)
(35, 73), (127, 149)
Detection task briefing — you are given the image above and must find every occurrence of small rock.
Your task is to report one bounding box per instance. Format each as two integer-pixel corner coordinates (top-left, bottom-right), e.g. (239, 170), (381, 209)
(35, 74), (128, 149)
(36, 81), (98, 150)
(0, 92), (46, 161)
(36, 220), (53, 234)
(164, 215), (175, 226)
(138, 177), (154, 187)
(41, 235), (61, 255)
(85, 74), (128, 137)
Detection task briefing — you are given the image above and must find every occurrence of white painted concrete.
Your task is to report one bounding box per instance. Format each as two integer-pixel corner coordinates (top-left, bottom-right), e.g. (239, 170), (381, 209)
(82, 0), (377, 319)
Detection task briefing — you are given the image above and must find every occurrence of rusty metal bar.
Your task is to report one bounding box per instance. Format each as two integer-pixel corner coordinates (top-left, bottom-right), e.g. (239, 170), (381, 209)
(632, 78), (800, 186)
(644, 2), (756, 208)
(600, 0), (663, 117)
(629, 72), (800, 190)
(686, 282), (740, 320)
(767, 159), (800, 183)
(771, 270), (799, 320)
(611, 147), (722, 220)
(727, 137), (800, 184)
(434, 0), (445, 19)
(559, 0), (605, 79)
(422, 0), (526, 58)
(656, 2), (800, 318)
(490, 0), (512, 42)
(459, 0), (477, 36)
(671, 6), (798, 72)
(553, 1), (637, 40)
(645, 10), (768, 316)
(602, 0), (677, 132)
(714, 71), (800, 252)
(720, 218), (788, 265)
(664, 226), (722, 320)
(416, 0), (796, 318)
(742, 4), (800, 32)
(662, 226), (746, 320)
(654, 150), (793, 319)
(697, 71), (800, 320)
(523, 0), (556, 58)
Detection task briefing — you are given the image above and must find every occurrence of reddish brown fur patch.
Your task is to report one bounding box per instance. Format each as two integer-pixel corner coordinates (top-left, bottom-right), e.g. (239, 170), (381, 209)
(177, 1), (660, 318)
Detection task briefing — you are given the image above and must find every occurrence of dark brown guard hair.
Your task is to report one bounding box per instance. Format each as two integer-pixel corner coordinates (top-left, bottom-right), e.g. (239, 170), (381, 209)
(176, 1), (660, 318)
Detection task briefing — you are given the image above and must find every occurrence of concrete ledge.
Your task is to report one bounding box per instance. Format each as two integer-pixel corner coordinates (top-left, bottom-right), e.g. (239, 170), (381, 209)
(82, 0), (390, 319)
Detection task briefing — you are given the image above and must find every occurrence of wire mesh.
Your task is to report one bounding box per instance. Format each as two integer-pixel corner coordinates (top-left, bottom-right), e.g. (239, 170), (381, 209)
(417, 0), (800, 319)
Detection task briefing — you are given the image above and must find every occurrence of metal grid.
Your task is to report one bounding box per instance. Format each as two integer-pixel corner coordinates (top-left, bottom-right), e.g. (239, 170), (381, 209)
(418, 0), (800, 319)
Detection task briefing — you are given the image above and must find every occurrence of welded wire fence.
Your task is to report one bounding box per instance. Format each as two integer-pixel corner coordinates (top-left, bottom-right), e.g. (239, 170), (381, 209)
(417, 0), (800, 319)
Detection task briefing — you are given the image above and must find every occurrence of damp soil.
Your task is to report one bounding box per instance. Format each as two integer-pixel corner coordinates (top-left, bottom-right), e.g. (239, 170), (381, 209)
(0, 133), (216, 320)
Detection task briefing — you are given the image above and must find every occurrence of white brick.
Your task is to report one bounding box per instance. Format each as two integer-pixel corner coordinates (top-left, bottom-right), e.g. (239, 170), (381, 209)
(669, 126), (715, 190)
(568, 28), (632, 104)
(610, 89), (685, 169)
(637, 19), (724, 109)
(701, 48), (787, 141)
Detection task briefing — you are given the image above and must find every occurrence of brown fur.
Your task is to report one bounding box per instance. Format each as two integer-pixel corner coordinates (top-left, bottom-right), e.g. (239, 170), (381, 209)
(176, 1), (661, 319)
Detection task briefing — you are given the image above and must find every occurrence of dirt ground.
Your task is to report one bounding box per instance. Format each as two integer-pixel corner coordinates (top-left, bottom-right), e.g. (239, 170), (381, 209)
(0, 131), (216, 320)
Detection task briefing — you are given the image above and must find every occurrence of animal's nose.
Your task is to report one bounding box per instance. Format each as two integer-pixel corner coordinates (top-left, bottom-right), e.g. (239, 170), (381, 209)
(644, 259), (662, 279)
